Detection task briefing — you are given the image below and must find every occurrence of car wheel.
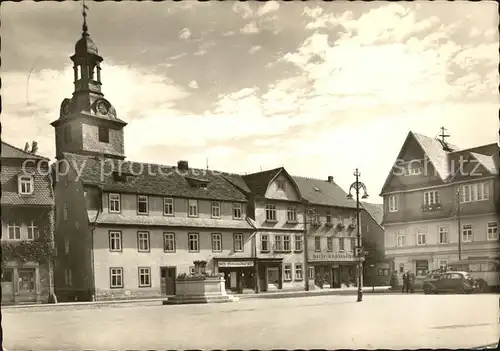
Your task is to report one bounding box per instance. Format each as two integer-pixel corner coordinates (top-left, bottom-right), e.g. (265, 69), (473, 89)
(478, 280), (488, 293)
(456, 286), (465, 294)
(423, 285), (431, 294)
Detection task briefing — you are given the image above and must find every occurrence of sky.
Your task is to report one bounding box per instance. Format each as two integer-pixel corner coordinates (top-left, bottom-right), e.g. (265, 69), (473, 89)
(2, 0), (499, 203)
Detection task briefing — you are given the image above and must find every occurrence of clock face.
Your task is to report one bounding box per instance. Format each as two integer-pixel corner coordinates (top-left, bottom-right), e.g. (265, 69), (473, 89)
(62, 100), (71, 115)
(97, 102), (108, 115)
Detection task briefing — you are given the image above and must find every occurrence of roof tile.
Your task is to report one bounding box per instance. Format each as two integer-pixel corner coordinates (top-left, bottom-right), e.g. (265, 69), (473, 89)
(64, 153), (248, 202)
(292, 176), (357, 209)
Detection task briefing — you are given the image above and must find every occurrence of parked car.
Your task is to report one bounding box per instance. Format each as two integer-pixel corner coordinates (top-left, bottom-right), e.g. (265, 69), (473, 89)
(423, 271), (478, 294)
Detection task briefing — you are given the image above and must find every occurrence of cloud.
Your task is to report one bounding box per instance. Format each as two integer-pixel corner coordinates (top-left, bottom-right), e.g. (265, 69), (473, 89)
(249, 45), (262, 54)
(257, 1), (280, 17)
(188, 80), (199, 89)
(303, 6), (324, 19)
(193, 41), (216, 56)
(279, 4), (498, 112)
(232, 2), (254, 19)
(241, 21), (260, 34)
(179, 28), (192, 40)
(1, 63), (189, 158)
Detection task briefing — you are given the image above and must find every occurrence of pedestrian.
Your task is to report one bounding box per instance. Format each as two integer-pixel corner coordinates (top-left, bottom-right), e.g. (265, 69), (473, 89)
(402, 270), (409, 293)
(409, 271), (416, 293)
(390, 271), (398, 290)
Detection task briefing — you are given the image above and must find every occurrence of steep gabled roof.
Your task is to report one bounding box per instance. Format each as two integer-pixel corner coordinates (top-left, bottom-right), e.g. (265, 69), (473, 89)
(1, 141), (48, 160)
(380, 132), (498, 195)
(63, 152), (248, 202)
(412, 132), (456, 181)
(241, 167), (288, 197)
(361, 202), (384, 226)
(292, 176), (357, 209)
(1, 142), (53, 206)
(469, 152), (498, 175)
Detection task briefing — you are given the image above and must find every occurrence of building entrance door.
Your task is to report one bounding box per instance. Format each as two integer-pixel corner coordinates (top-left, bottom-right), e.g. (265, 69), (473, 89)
(332, 267), (341, 288)
(267, 267), (279, 290)
(160, 266), (176, 295)
(17, 269), (36, 302)
(1, 269), (14, 303)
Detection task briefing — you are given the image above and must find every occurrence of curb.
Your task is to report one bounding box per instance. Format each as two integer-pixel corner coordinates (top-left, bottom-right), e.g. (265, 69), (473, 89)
(3, 287), (411, 310)
(1, 298), (165, 310)
(236, 287), (394, 300)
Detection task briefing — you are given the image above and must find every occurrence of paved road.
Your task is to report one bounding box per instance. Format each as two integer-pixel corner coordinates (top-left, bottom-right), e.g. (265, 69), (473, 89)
(2, 294), (499, 350)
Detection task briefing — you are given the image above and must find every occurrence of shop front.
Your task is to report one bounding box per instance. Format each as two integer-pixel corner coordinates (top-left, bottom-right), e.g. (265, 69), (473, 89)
(214, 258), (256, 293)
(309, 252), (364, 289)
(256, 258), (283, 292)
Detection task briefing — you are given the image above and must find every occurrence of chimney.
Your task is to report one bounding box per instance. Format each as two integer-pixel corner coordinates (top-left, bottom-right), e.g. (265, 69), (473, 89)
(327, 176), (334, 183)
(177, 160), (189, 171)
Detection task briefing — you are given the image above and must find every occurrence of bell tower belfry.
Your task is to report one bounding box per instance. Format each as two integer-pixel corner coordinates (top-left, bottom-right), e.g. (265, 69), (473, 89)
(51, 2), (127, 160)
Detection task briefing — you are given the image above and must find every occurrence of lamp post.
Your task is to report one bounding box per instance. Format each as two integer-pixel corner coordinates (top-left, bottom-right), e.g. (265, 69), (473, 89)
(302, 202), (318, 292)
(456, 188), (462, 260)
(347, 168), (369, 302)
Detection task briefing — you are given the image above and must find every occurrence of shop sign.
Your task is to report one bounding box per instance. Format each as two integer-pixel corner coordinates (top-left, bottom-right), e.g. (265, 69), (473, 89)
(310, 252), (364, 262)
(218, 260), (254, 268)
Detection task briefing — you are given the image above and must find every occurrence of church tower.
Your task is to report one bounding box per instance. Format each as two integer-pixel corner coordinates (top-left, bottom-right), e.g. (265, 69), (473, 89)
(51, 5), (127, 160)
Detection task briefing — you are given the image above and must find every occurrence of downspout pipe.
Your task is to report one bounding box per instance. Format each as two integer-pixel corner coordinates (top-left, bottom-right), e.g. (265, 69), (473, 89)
(89, 186), (102, 301)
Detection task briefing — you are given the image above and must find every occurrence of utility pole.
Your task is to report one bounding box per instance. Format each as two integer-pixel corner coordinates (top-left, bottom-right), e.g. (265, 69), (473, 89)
(457, 188), (462, 260)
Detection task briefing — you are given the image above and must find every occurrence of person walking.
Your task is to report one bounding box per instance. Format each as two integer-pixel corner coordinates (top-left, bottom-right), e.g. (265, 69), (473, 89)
(402, 270), (409, 293)
(409, 270), (416, 293)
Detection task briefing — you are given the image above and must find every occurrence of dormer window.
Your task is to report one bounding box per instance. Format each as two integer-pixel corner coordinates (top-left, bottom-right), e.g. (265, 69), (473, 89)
(185, 176), (210, 189)
(19, 175), (34, 195)
(98, 126), (110, 143)
(113, 171), (135, 183)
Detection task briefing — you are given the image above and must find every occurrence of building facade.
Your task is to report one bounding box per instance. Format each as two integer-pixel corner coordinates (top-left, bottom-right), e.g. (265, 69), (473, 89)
(293, 176), (360, 289)
(49, 14), (393, 302)
(360, 202), (391, 286)
(380, 131), (499, 286)
(51, 21), (255, 301)
(240, 168), (306, 292)
(1, 142), (55, 305)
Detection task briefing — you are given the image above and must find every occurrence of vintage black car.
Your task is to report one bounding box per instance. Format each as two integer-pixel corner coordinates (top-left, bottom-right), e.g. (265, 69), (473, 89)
(423, 271), (477, 294)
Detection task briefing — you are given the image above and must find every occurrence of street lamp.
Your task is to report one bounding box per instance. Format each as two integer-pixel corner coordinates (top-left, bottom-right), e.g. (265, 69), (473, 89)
(346, 168), (368, 302)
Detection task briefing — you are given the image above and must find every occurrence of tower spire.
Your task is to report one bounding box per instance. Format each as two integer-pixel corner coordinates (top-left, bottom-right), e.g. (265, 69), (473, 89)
(82, 0), (89, 36)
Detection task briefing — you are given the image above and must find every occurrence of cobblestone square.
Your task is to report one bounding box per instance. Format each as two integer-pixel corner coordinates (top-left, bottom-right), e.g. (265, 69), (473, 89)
(2, 294), (498, 350)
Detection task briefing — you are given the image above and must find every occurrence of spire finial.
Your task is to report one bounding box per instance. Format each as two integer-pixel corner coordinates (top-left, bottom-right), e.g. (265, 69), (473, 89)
(82, 0), (89, 35)
(439, 126), (450, 144)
